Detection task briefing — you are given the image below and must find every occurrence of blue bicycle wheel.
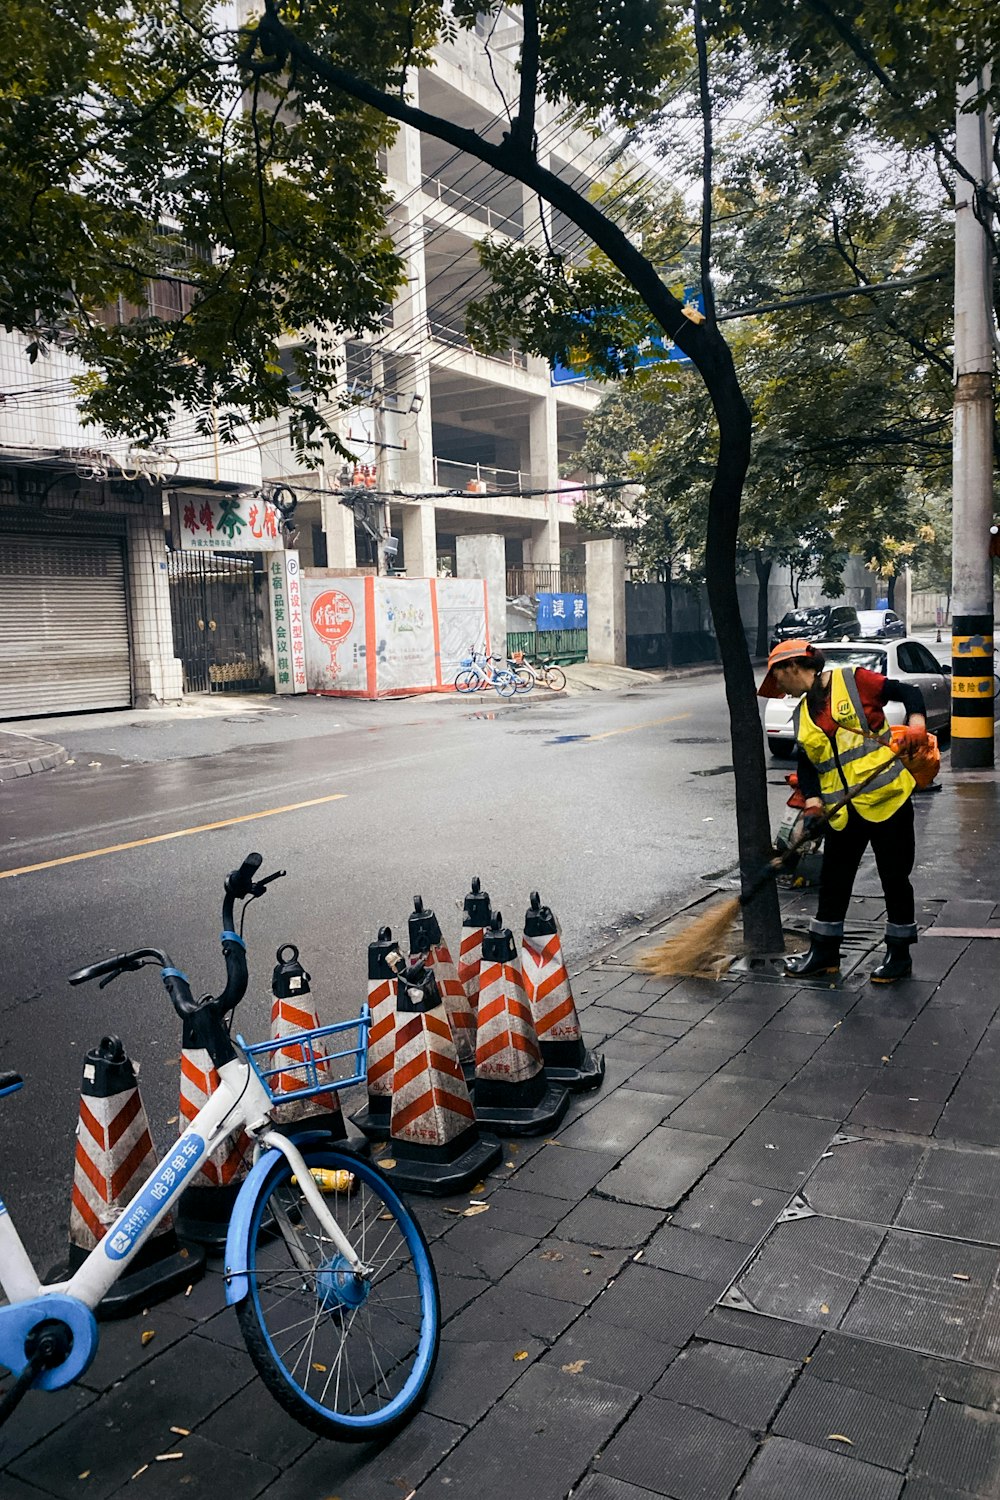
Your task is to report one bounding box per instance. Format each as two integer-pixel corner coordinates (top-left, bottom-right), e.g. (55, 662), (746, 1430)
(235, 1147), (439, 1441)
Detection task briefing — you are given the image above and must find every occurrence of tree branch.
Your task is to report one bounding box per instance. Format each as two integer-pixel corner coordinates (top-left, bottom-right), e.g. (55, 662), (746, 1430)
(692, 0), (716, 328)
(511, 0), (539, 152)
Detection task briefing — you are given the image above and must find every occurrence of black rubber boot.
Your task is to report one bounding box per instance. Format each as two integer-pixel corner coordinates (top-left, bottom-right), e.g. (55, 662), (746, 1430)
(871, 940), (912, 984)
(784, 936), (841, 977)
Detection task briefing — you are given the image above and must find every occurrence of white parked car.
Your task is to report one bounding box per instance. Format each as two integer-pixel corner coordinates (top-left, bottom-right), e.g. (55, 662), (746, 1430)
(763, 638), (953, 759)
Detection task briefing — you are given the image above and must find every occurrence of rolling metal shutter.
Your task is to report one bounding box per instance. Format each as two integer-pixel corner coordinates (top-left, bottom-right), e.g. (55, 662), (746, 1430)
(0, 531), (132, 718)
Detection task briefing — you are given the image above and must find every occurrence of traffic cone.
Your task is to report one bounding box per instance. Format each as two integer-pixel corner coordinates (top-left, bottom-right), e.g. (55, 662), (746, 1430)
(350, 927), (403, 1141)
(269, 944), (349, 1141)
(458, 876), (493, 1011)
(522, 893), (605, 1092)
(473, 915), (570, 1135)
(174, 1017), (252, 1253)
(68, 1035), (205, 1316)
(409, 896), (477, 1073)
(382, 960), (501, 1195)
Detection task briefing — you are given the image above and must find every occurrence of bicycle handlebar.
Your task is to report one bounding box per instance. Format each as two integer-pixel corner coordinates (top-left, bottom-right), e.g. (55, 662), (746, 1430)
(68, 853), (286, 1021)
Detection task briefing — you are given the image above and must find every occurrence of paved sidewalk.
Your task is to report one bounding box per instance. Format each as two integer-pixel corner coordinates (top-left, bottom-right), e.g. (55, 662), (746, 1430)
(4, 771), (1000, 1499)
(0, 731), (68, 782)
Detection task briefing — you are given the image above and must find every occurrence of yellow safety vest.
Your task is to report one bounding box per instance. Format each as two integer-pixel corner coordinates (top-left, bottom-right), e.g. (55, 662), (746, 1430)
(793, 667), (914, 830)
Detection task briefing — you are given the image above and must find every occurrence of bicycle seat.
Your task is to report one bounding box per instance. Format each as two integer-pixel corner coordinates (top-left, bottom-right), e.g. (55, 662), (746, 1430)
(0, 1070), (24, 1097)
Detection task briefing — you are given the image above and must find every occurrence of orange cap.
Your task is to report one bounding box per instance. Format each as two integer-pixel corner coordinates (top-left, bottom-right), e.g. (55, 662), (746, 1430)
(757, 638), (818, 698)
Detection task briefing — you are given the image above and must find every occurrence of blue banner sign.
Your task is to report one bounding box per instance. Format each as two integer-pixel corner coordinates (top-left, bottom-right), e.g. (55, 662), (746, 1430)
(550, 293), (704, 385)
(537, 592), (587, 631)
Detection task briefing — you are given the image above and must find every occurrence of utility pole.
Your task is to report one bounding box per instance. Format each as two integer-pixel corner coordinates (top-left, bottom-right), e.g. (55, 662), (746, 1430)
(951, 66), (996, 768)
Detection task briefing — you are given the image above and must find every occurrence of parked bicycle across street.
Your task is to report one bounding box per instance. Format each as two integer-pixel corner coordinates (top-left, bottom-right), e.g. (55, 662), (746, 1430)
(454, 647), (521, 697)
(0, 854), (440, 1443)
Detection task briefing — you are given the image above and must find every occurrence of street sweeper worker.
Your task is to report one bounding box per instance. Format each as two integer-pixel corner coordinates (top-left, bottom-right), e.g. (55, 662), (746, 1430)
(758, 638), (927, 983)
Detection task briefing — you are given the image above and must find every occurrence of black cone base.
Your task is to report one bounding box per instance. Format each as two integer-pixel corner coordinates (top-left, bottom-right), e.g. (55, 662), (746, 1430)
(349, 1094), (392, 1141)
(473, 1072), (570, 1136)
(175, 1183), (243, 1255)
(66, 1230), (206, 1320)
(542, 1041), (605, 1093)
(380, 1129), (502, 1196)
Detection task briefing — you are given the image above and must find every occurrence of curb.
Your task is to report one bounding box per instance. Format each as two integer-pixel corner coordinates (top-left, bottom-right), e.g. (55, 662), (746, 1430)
(0, 733), (69, 782)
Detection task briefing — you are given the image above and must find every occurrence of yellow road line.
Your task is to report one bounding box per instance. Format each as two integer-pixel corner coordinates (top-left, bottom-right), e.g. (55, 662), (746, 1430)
(0, 793), (348, 880)
(585, 711), (692, 742)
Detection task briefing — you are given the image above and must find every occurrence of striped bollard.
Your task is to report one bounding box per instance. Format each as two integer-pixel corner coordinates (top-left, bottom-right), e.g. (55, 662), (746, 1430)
(473, 914), (569, 1136)
(458, 876), (493, 1013)
(174, 1023), (252, 1252)
(350, 927), (403, 1141)
(68, 1034), (204, 1314)
(381, 961), (501, 1195)
(269, 944), (349, 1140)
(522, 893), (604, 1092)
(409, 896), (477, 1074)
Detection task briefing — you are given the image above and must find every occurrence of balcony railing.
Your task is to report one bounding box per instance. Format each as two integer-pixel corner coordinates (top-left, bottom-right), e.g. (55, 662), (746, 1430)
(421, 175), (523, 236)
(433, 456), (523, 493)
(427, 317), (528, 369)
(507, 565), (586, 596)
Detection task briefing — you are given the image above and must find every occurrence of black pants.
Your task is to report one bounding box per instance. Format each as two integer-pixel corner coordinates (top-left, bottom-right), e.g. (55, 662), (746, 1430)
(814, 798), (915, 930)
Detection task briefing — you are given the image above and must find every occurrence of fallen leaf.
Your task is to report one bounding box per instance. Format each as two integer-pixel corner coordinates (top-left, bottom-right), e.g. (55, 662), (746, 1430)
(155, 1453), (184, 1461)
(166, 1116), (178, 1126)
(170, 1427), (190, 1437)
(827, 1434), (853, 1446)
(380, 1158), (396, 1170)
(544, 1139), (563, 1147)
(589, 1250), (604, 1259)
(540, 1250), (564, 1263)
(881, 1055), (890, 1063)
(78, 1472), (90, 1480)
(379, 1212), (394, 1221)
(505, 1161), (516, 1168)
(473, 1182), (486, 1194)
(513, 1350), (529, 1361)
(140, 1330), (155, 1347)
(953, 1273), (971, 1282)
(583, 1268), (593, 1276)
(820, 1304), (830, 1314)
(561, 1359), (589, 1374)
(442, 1206), (465, 1215)
(463, 1203), (489, 1217)
(312, 1362), (328, 1372)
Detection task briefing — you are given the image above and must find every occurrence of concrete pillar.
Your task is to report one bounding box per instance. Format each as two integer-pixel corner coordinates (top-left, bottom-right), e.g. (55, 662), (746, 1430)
(585, 538), (626, 666)
(401, 502), (438, 577)
(321, 488), (358, 569)
(127, 507), (183, 705)
(457, 533), (507, 654)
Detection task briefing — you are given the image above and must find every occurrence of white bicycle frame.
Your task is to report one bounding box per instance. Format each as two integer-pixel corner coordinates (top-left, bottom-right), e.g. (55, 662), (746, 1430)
(0, 1055), (369, 1315)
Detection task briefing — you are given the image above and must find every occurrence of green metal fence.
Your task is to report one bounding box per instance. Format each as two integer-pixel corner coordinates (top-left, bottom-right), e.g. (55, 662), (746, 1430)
(507, 629), (589, 664)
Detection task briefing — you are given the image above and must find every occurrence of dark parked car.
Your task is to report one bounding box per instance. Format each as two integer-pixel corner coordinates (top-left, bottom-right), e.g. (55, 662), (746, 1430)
(857, 608), (906, 640)
(769, 604), (861, 651)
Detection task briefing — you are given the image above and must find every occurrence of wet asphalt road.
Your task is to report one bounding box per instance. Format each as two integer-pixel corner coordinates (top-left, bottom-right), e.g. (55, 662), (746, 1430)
(0, 676), (786, 1267)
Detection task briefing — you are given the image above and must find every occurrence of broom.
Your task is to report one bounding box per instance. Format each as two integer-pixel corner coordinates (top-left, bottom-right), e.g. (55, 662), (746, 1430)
(639, 727), (923, 979)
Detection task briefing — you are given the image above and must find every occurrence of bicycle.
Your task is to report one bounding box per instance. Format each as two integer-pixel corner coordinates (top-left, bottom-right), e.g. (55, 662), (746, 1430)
(0, 854), (440, 1443)
(513, 652), (566, 692)
(454, 649), (519, 698)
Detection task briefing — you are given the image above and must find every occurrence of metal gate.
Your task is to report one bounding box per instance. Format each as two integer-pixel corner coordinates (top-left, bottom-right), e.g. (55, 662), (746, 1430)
(167, 552), (264, 693)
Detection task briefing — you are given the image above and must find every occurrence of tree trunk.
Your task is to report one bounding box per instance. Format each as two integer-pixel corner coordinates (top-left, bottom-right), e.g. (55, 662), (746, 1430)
(662, 572), (674, 668)
(701, 344), (784, 953)
(753, 550), (772, 657)
(886, 574), (896, 609)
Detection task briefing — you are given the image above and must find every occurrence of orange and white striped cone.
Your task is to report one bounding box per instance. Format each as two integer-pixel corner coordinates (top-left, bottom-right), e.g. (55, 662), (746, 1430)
(68, 1034), (205, 1315)
(351, 927), (403, 1141)
(174, 1018), (252, 1253)
(473, 914), (569, 1136)
(458, 876), (493, 1014)
(269, 944), (349, 1141)
(409, 896), (477, 1074)
(522, 892), (605, 1092)
(382, 961), (501, 1195)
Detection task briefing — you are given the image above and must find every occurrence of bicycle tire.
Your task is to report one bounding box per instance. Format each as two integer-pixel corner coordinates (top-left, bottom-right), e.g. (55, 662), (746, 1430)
(454, 669), (479, 694)
(544, 665), (567, 691)
(235, 1146), (440, 1442)
(493, 672), (517, 698)
(512, 666), (535, 693)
